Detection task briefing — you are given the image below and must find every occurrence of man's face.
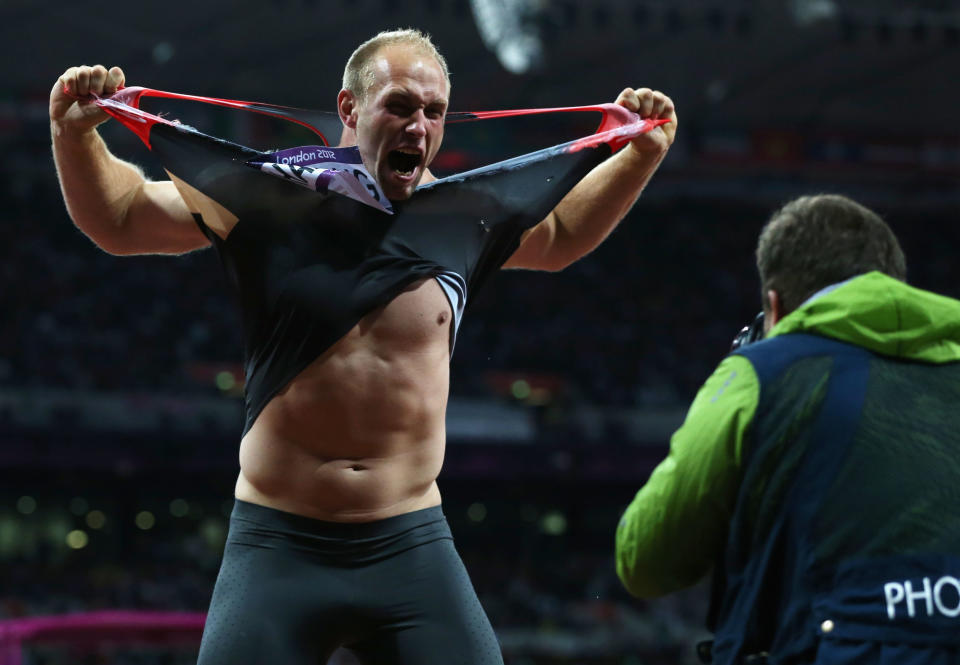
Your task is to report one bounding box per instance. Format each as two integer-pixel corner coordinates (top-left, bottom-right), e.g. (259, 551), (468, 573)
(347, 44), (448, 201)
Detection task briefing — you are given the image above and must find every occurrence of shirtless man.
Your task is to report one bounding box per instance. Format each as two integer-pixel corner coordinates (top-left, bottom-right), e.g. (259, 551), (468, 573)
(51, 29), (676, 665)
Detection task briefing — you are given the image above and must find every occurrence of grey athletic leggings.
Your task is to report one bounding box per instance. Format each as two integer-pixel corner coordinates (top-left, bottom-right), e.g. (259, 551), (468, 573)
(196, 500), (503, 665)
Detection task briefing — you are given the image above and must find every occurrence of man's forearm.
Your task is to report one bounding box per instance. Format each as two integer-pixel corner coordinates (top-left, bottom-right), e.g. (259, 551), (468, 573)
(51, 123), (147, 253)
(549, 145), (665, 267)
(504, 143), (667, 272)
(504, 87), (676, 272)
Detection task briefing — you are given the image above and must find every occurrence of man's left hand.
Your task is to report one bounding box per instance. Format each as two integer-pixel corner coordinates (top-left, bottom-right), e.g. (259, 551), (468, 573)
(615, 87), (677, 157)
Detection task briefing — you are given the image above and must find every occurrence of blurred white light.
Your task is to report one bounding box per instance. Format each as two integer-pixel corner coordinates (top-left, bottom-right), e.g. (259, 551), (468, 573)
(791, 0), (837, 27)
(511, 379), (532, 400)
(86, 510), (107, 530)
(540, 510), (567, 535)
(66, 530), (89, 549)
(496, 36), (542, 75)
(706, 80), (729, 104)
(470, 0), (545, 74)
(467, 503), (488, 522)
(200, 518), (228, 550)
(69, 497), (89, 516)
(16, 496), (36, 515)
(215, 371), (236, 391)
(135, 511), (156, 530)
(153, 42), (175, 65)
(170, 499), (189, 518)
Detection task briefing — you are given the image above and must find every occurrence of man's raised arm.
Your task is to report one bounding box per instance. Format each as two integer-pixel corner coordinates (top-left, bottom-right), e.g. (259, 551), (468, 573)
(503, 88), (676, 272)
(50, 65), (209, 256)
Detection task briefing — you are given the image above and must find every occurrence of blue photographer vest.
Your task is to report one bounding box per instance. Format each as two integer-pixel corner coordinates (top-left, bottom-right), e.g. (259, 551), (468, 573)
(707, 333), (960, 664)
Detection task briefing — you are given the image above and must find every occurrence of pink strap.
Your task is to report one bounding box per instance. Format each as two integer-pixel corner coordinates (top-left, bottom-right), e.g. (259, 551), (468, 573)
(86, 85), (668, 153)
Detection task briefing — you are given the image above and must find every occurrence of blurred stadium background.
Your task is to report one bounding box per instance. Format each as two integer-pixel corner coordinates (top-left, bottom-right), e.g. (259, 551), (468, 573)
(1, 0), (958, 662)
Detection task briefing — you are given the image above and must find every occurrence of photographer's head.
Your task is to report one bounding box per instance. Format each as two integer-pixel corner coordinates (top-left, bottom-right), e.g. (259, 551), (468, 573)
(756, 194), (907, 334)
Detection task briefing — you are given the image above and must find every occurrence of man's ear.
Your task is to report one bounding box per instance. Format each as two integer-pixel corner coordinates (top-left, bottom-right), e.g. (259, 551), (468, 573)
(764, 289), (783, 334)
(337, 89), (358, 129)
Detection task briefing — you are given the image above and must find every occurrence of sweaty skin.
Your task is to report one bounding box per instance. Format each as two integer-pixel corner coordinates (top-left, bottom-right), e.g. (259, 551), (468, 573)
(50, 46), (676, 525)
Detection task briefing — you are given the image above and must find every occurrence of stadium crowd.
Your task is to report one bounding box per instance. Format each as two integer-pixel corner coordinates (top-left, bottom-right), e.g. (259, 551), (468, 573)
(2, 112), (958, 664)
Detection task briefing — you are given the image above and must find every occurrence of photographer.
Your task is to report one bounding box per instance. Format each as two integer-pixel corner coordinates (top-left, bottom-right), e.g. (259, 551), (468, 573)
(616, 194), (960, 664)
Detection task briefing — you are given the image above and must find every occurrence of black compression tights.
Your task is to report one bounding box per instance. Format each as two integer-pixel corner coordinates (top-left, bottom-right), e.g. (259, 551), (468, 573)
(196, 501), (503, 665)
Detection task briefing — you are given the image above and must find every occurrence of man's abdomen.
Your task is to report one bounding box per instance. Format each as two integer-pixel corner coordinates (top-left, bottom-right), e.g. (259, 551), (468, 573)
(235, 278), (452, 522)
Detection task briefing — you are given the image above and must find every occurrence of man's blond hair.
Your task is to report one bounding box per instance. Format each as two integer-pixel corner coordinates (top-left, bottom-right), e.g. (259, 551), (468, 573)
(342, 29), (451, 103)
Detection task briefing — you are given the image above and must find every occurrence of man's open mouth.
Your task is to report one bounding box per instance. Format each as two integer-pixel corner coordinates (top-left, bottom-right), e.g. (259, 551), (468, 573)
(387, 149), (422, 177)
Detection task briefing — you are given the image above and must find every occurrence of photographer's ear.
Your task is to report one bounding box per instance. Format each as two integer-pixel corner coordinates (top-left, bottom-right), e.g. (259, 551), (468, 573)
(764, 289), (783, 334)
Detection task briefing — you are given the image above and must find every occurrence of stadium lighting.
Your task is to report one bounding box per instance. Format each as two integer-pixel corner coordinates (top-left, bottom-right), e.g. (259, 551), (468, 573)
(470, 0), (545, 74)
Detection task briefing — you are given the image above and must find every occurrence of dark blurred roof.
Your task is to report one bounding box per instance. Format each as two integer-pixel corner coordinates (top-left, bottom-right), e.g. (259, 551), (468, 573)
(6, 0), (959, 137)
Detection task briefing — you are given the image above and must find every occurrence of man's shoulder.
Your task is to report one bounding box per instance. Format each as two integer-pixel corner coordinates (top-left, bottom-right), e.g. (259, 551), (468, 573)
(732, 332), (869, 385)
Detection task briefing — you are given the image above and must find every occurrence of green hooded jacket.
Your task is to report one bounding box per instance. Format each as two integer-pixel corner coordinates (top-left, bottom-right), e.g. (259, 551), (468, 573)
(615, 271), (960, 598)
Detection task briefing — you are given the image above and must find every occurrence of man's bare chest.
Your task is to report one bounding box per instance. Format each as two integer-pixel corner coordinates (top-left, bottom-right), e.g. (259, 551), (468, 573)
(351, 278), (453, 350)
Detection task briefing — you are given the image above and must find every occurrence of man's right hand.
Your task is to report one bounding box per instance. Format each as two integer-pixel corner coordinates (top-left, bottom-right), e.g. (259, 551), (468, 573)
(49, 63), (209, 255)
(50, 65), (125, 133)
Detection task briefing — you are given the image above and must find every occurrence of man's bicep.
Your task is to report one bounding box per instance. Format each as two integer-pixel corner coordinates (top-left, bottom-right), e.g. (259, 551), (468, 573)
(136, 180), (194, 224)
(501, 214), (558, 271)
(616, 354), (759, 597)
(120, 180), (211, 255)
